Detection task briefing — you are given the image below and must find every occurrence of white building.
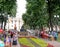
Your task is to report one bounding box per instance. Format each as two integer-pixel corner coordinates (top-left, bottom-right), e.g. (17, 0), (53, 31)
(6, 17), (24, 31)
(6, 0), (26, 31)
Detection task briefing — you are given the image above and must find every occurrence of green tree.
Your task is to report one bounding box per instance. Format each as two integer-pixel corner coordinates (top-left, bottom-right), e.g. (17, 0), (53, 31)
(23, 0), (60, 31)
(47, 0), (60, 31)
(0, 0), (17, 30)
(22, 0), (48, 30)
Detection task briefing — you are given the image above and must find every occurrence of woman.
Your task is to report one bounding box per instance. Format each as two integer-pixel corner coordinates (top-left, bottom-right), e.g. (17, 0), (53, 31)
(12, 33), (18, 47)
(4, 36), (11, 47)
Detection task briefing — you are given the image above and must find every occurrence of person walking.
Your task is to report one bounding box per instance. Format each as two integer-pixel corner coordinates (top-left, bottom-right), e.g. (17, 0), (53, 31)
(54, 31), (58, 40)
(12, 33), (18, 47)
(4, 36), (11, 47)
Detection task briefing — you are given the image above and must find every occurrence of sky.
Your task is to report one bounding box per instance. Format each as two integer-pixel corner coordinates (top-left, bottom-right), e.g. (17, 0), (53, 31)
(16, 0), (27, 18)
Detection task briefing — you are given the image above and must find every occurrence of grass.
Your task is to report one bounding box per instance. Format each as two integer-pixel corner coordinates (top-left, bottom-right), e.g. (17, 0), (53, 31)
(57, 38), (60, 42)
(57, 34), (60, 42)
(18, 38), (35, 47)
(31, 38), (48, 47)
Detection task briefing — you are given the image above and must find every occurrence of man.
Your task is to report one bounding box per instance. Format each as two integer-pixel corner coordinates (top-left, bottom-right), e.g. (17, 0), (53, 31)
(12, 33), (18, 47)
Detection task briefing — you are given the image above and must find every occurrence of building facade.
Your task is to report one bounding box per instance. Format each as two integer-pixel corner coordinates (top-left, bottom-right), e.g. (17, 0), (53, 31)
(6, 17), (24, 31)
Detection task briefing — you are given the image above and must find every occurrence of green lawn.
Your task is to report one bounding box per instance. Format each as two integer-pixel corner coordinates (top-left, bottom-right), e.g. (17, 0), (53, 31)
(57, 38), (60, 42)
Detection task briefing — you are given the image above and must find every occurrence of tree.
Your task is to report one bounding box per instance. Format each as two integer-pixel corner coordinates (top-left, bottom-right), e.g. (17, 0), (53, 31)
(22, 0), (48, 30)
(47, 0), (60, 31)
(23, 0), (60, 31)
(0, 0), (17, 30)
(0, 0), (17, 16)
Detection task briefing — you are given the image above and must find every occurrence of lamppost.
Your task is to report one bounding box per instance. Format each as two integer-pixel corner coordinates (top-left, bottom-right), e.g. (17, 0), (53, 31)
(54, 15), (59, 31)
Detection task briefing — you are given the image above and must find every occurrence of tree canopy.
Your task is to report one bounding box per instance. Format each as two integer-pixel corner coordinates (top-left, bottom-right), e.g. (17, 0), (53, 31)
(22, 0), (60, 30)
(22, 0), (48, 29)
(0, 0), (17, 29)
(0, 0), (17, 16)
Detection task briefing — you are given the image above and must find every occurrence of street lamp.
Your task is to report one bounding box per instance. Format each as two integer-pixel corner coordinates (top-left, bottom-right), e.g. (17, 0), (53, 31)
(54, 15), (59, 31)
(54, 15), (59, 18)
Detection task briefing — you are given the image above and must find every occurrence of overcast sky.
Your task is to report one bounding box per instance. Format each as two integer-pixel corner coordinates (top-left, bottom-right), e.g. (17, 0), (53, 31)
(16, 0), (27, 18)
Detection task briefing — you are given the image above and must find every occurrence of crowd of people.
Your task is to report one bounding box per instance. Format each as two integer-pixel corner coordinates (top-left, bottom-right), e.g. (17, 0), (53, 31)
(39, 30), (58, 40)
(0, 30), (18, 47)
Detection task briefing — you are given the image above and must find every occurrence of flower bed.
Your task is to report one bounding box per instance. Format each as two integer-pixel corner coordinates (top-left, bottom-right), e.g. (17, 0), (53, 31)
(31, 38), (48, 47)
(18, 38), (54, 47)
(18, 38), (35, 47)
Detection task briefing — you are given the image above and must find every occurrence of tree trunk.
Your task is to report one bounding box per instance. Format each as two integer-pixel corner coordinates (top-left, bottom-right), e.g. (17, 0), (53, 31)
(39, 24), (43, 31)
(4, 21), (6, 30)
(47, 0), (53, 31)
(1, 21), (3, 29)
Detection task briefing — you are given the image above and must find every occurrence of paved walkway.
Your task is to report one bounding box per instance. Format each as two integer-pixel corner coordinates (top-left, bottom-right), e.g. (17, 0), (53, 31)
(37, 37), (60, 47)
(46, 41), (60, 47)
(12, 41), (20, 47)
(44, 39), (60, 47)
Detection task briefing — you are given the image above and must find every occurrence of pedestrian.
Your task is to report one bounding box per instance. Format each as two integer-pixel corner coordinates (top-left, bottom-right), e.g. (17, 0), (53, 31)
(4, 36), (11, 47)
(52, 31), (58, 40)
(3, 31), (7, 38)
(54, 31), (58, 40)
(11, 32), (13, 38)
(12, 33), (18, 47)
